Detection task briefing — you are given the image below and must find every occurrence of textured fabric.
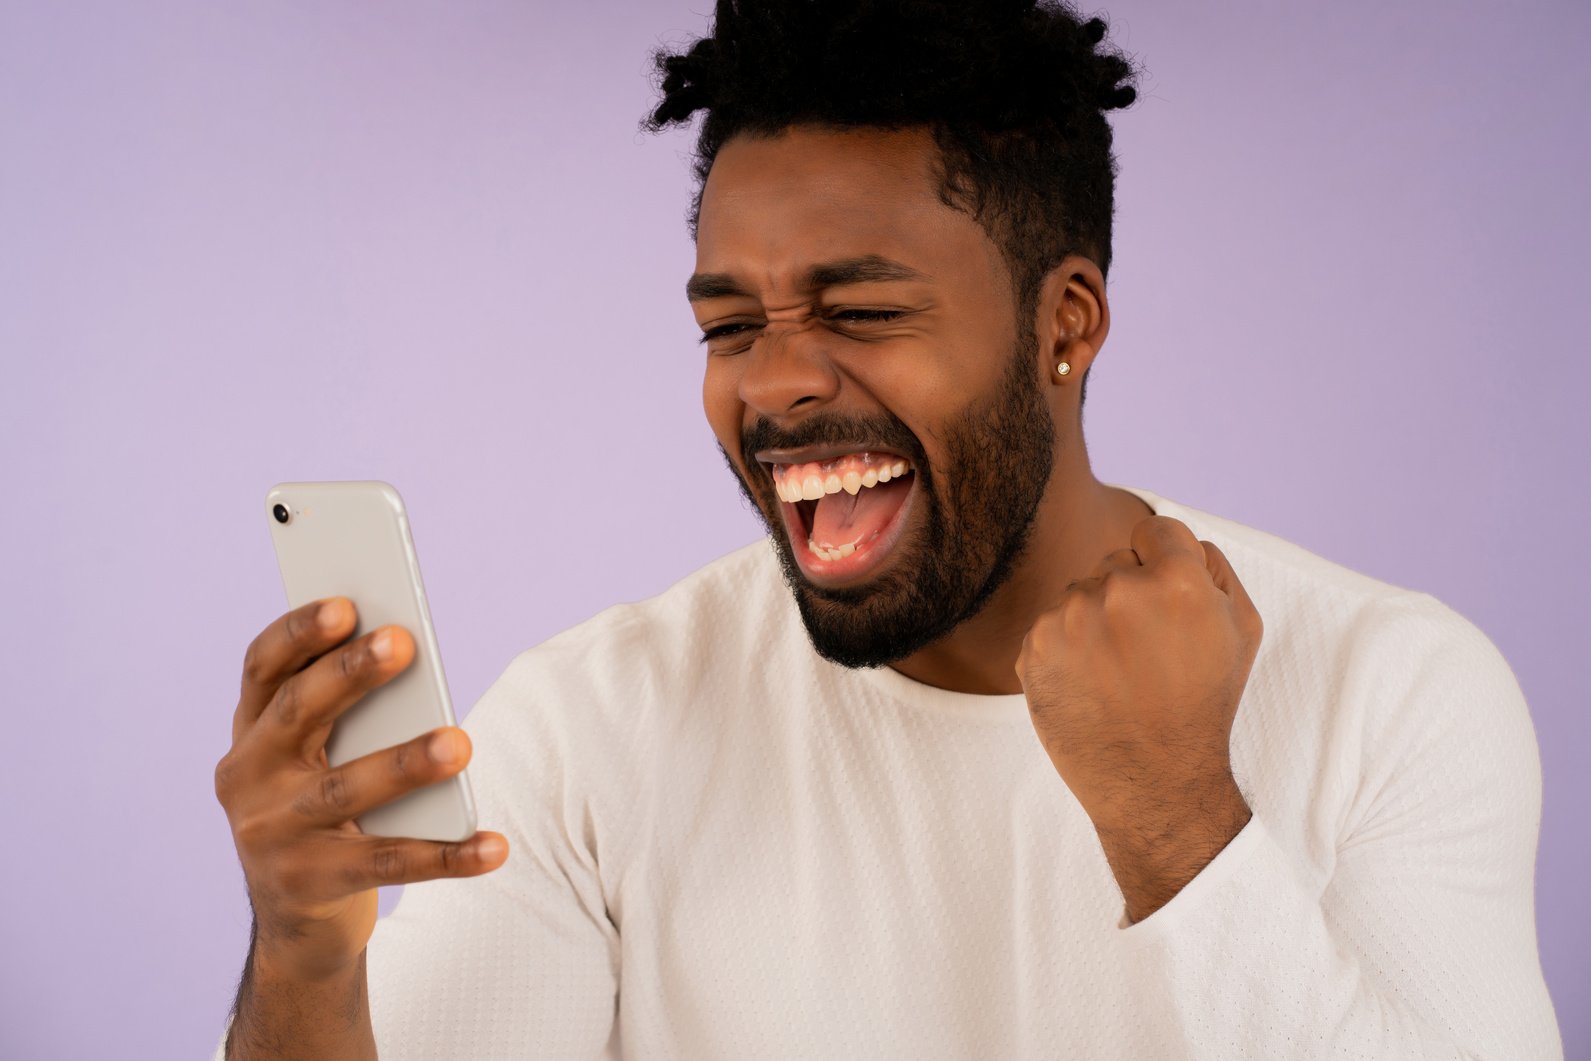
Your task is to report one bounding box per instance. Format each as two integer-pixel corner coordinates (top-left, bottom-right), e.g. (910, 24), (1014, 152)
(217, 483), (1562, 1059)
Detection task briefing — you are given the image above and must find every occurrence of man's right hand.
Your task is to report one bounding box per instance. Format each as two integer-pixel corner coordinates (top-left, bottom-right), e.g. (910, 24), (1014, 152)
(215, 597), (509, 985)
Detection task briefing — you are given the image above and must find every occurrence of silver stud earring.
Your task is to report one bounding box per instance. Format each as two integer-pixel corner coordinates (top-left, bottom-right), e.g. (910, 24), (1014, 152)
(1056, 361), (1071, 376)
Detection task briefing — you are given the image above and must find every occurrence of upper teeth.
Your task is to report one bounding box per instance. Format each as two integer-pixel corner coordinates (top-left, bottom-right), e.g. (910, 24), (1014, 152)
(772, 454), (912, 504)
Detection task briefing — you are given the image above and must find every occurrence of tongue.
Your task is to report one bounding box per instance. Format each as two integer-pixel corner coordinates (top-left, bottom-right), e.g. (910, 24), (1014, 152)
(810, 476), (911, 547)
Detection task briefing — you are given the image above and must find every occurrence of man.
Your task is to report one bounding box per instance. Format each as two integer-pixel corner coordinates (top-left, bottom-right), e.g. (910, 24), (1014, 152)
(214, 1), (1562, 1057)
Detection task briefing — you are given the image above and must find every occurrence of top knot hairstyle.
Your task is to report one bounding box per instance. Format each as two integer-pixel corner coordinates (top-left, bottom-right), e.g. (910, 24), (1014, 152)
(644, 0), (1139, 379)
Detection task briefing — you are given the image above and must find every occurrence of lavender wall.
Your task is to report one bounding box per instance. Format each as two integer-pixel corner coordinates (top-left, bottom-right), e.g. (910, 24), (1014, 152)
(2, 2), (1585, 1057)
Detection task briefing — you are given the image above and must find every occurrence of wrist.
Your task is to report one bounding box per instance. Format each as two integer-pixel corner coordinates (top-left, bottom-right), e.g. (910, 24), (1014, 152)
(1091, 777), (1251, 924)
(231, 937), (375, 1061)
(251, 936), (366, 988)
(1092, 774), (1249, 842)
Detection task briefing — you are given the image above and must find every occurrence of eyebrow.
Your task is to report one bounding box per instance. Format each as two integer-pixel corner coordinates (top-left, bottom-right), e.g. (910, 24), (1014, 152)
(685, 255), (932, 303)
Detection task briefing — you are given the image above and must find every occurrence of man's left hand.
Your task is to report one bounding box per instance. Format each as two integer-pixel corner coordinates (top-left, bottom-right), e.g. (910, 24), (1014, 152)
(1015, 515), (1265, 922)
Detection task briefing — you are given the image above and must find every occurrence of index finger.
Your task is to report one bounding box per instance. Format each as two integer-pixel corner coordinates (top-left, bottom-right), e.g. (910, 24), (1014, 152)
(1127, 514), (1205, 569)
(233, 597), (357, 743)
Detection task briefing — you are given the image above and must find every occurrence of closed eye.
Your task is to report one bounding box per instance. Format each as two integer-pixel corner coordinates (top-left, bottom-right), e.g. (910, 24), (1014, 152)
(697, 309), (907, 345)
(698, 322), (756, 343)
(829, 309), (904, 324)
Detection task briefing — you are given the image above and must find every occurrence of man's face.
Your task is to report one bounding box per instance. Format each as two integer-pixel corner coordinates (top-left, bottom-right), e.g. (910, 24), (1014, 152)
(691, 125), (1056, 668)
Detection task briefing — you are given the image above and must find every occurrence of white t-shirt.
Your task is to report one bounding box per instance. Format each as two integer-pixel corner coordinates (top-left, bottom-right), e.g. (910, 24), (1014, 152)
(220, 483), (1563, 1058)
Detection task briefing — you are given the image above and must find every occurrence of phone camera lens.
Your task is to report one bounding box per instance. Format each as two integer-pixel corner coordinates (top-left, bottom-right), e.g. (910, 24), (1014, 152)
(272, 503), (291, 525)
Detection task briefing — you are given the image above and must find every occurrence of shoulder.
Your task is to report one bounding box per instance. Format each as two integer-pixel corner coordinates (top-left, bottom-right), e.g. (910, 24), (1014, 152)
(460, 539), (798, 753)
(522, 539), (791, 691)
(1123, 483), (1415, 613)
(454, 539), (825, 866)
(1122, 485), (1539, 800)
(1123, 483), (1512, 671)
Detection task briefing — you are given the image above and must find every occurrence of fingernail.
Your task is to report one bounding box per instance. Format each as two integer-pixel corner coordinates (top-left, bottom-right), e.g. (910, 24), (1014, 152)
(428, 728), (461, 763)
(371, 629), (393, 661)
(318, 599), (347, 632)
(475, 835), (507, 862)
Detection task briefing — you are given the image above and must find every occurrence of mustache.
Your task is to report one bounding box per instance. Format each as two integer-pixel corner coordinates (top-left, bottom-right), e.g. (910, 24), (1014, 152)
(739, 412), (929, 473)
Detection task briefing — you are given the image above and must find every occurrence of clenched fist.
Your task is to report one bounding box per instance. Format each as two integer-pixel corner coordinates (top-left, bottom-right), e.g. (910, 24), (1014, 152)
(1016, 515), (1265, 922)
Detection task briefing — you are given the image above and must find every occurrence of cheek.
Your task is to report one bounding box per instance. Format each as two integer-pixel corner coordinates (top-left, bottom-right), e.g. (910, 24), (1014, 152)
(838, 349), (950, 438)
(854, 315), (1009, 409)
(701, 357), (743, 452)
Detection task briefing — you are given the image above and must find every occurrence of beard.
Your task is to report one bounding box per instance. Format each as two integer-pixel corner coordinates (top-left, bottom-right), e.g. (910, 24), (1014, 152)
(722, 333), (1056, 669)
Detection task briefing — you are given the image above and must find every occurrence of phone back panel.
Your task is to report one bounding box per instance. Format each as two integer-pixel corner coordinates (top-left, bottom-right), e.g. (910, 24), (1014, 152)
(265, 480), (476, 842)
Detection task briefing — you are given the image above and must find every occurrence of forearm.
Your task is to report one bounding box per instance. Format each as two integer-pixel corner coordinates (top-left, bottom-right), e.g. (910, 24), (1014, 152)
(226, 925), (378, 1061)
(1118, 815), (1560, 1058)
(1094, 777), (1251, 924)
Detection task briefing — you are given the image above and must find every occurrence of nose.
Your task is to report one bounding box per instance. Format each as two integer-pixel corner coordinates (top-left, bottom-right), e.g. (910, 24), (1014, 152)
(737, 319), (842, 419)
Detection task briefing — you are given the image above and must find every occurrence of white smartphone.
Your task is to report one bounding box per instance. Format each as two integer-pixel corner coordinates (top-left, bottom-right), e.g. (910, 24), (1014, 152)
(264, 480), (477, 842)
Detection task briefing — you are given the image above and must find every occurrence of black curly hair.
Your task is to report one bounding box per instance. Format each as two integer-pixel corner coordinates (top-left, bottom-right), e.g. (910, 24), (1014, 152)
(644, 0), (1139, 407)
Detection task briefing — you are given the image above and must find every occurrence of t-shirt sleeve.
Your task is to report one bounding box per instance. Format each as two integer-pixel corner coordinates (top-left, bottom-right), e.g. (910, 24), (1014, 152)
(364, 649), (620, 1059)
(1117, 594), (1562, 1058)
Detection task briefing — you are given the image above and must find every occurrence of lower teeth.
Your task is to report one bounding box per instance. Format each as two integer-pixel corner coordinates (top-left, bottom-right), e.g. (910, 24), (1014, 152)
(807, 529), (881, 562)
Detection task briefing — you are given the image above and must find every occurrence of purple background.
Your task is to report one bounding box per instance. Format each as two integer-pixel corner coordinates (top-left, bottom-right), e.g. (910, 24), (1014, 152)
(2, 1), (1586, 1057)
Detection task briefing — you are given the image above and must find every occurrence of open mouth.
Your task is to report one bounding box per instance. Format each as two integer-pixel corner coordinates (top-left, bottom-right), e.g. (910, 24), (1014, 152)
(766, 450), (917, 584)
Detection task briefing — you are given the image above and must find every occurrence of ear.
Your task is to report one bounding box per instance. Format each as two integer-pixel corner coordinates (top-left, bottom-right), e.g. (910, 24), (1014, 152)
(1035, 255), (1109, 387)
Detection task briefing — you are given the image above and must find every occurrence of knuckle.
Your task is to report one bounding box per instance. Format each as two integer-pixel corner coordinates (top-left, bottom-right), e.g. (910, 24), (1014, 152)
(390, 739), (425, 784)
(213, 755), (238, 801)
(241, 641), (269, 686)
(1057, 587), (1090, 617)
(1062, 594), (1102, 638)
(337, 641), (370, 683)
(320, 770), (355, 814)
(296, 769), (354, 819)
(273, 678), (304, 727)
(1161, 564), (1204, 599)
(370, 842), (407, 883)
(232, 809), (274, 853)
(283, 607), (311, 647)
(1016, 621), (1046, 667)
(1026, 611), (1059, 647)
(436, 842), (465, 876)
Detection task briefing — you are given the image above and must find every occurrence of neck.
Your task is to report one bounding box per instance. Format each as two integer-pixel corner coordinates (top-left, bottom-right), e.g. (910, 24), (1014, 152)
(887, 457), (1153, 696)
